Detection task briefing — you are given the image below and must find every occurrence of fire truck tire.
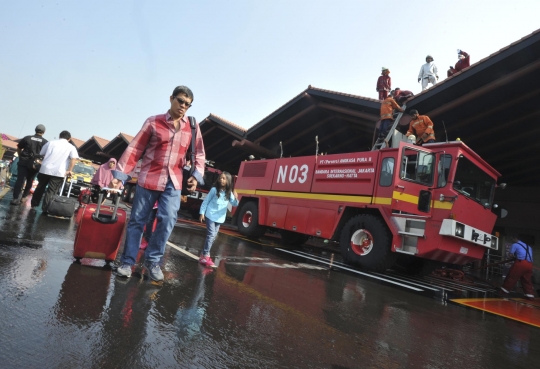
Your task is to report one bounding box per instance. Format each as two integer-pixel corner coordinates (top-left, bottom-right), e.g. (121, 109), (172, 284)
(236, 201), (266, 238)
(280, 230), (309, 246)
(339, 214), (396, 272)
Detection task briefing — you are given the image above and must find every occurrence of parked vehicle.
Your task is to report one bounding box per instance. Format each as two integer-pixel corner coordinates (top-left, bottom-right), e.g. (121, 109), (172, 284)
(64, 159), (96, 197)
(233, 141), (505, 272)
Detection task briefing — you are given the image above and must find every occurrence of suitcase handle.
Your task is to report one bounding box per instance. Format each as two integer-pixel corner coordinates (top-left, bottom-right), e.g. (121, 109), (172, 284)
(92, 189), (122, 224)
(58, 176), (75, 197)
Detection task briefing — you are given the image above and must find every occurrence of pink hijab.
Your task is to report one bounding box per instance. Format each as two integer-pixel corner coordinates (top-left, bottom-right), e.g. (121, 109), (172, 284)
(91, 158), (117, 188)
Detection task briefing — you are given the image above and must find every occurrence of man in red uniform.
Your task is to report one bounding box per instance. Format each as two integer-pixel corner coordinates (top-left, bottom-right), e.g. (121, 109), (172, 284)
(406, 110), (435, 145)
(500, 236), (536, 300)
(376, 67), (391, 100)
(393, 88), (414, 105)
(447, 49), (470, 77)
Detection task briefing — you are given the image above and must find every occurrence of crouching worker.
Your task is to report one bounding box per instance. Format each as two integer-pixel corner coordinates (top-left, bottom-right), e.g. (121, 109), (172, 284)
(198, 172), (239, 267)
(113, 85), (206, 281)
(406, 110), (435, 145)
(500, 235), (536, 301)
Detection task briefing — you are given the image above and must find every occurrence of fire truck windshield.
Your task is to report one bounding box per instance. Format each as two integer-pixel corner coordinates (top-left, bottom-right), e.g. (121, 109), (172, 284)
(453, 156), (496, 208)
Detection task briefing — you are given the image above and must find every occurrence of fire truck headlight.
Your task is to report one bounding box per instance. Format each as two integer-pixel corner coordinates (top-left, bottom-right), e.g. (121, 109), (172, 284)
(455, 222), (465, 238)
(491, 237), (497, 249)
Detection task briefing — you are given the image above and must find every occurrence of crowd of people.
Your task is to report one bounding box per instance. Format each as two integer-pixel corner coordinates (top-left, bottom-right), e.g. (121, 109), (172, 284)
(4, 80), (536, 300)
(374, 50), (465, 145)
(376, 49), (471, 99)
(8, 85), (235, 282)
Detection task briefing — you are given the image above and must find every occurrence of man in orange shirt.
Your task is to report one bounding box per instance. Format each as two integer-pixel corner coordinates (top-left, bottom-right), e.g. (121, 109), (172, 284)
(378, 94), (403, 141)
(406, 110), (435, 145)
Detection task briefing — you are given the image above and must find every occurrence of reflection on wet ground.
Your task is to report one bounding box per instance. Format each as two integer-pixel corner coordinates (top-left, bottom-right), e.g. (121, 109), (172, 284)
(1, 191), (540, 368)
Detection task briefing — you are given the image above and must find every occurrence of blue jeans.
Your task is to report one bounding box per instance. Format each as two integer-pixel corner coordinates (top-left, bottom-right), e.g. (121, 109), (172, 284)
(121, 177), (180, 265)
(379, 119), (393, 138)
(202, 218), (221, 256)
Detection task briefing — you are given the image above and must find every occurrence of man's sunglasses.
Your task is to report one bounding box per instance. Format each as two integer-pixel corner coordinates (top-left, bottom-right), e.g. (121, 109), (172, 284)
(174, 97), (192, 108)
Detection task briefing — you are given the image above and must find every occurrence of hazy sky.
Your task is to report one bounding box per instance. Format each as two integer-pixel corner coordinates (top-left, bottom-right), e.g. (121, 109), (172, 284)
(1, 0), (538, 143)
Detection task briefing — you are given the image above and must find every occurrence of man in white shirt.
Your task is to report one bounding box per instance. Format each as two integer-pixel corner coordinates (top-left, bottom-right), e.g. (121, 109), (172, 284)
(418, 55), (439, 90)
(31, 130), (79, 213)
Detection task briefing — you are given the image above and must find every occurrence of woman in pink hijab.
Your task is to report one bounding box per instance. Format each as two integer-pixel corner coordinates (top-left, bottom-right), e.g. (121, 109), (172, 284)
(91, 158), (122, 203)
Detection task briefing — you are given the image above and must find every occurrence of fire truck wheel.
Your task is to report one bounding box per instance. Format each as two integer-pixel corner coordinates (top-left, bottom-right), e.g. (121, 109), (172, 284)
(280, 230), (309, 246)
(237, 201), (267, 238)
(340, 214), (395, 272)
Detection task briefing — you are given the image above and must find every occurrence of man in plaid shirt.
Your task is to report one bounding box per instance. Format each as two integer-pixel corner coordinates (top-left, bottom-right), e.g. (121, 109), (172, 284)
(114, 86), (205, 281)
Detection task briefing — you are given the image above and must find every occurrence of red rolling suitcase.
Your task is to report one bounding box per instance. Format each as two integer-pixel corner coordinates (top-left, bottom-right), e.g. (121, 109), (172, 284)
(73, 189), (127, 262)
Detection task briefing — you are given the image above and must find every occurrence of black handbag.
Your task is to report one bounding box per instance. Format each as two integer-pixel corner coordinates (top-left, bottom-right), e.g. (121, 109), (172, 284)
(181, 117), (197, 196)
(30, 153), (44, 171)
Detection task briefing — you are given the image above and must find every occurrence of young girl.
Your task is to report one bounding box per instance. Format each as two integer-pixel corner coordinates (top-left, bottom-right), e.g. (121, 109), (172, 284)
(199, 172), (238, 267)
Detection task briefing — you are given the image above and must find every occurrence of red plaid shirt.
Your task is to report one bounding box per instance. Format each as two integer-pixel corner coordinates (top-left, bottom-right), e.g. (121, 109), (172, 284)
(117, 112), (206, 191)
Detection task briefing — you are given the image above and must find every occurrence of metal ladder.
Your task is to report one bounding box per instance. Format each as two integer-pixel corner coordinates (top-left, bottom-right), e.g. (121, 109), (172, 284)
(371, 104), (407, 151)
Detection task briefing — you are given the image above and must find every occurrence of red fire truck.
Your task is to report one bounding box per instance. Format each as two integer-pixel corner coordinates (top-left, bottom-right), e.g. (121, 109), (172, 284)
(233, 141), (503, 271)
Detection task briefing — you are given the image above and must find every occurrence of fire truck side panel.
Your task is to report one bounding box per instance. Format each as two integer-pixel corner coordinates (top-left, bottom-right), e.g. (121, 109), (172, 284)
(312, 152), (379, 196)
(263, 195), (339, 239)
(239, 160), (277, 191)
(267, 203), (288, 229)
(305, 208), (337, 238)
(270, 157), (315, 193)
(284, 206), (310, 234)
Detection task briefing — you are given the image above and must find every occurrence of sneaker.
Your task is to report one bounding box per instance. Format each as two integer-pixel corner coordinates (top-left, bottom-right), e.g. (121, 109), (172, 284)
(10, 199), (21, 205)
(205, 257), (215, 268)
(199, 255), (215, 268)
(140, 239), (149, 250)
(496, 288), (509, 297)
(144, 261), (164, 281)
(116, 263), (133, 278)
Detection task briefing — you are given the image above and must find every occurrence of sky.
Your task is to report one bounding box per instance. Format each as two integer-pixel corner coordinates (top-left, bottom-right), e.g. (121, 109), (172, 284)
(1, 0), (539, 143)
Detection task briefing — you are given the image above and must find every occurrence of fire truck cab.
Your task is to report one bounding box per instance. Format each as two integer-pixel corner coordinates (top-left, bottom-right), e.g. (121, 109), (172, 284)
(234, 141), (501, 271)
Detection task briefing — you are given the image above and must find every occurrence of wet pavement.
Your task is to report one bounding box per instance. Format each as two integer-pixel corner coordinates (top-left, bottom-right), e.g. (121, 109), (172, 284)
(1, 190), (540, 369)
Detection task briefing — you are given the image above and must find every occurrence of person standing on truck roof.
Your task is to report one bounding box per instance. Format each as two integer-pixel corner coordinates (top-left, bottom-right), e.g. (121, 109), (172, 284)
(113, 85), (206, 282)
(499, 236), (536, 301)
(378, 94), (403, 141)
(198, 172), (239, 268)
(418, 55), (439, 90)
(447, 49), (470, 77)
(393, 88), (414, 105)
(10, 124), (48, 205)
(30, 130), (79, 212)
(376, 67), (391, 100)
(406, 110), (436, 145)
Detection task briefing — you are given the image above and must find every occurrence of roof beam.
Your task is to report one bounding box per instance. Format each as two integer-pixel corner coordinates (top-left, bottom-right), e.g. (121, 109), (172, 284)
(317, 102), (379, 121)
(426, 58), (540, 118)
(445, 88), (540, 131)
(253, 104), (317, 144)
(282, 115), (335, 145)
(290, 126), (350, 156)
(205, 133), (233, 151)
(232, 139), (279, 158)
(201, 125), (217, 136)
